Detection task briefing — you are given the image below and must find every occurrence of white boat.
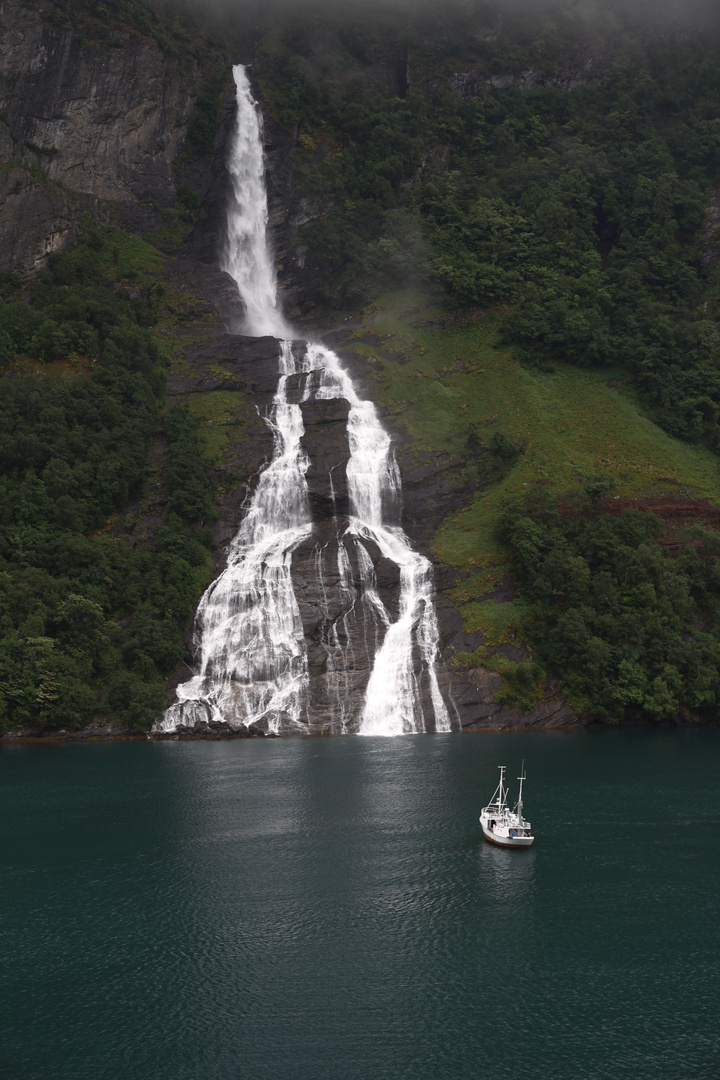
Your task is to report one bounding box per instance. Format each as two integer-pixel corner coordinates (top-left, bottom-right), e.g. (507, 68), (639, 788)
(479, 764), (534, 848)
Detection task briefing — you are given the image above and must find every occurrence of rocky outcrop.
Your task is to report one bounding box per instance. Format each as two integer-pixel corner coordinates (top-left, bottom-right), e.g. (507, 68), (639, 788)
(0, 165), (78, 274)
(445, 663), (576, 731)
(0, 0), (235, 274)
(2, 16), (184, 203)
(450, 63), (593, 99)
(259, 102), (329, 325)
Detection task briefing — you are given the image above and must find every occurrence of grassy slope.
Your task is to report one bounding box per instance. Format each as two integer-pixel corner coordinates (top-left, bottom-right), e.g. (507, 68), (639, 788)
(348, 295), (720, 648)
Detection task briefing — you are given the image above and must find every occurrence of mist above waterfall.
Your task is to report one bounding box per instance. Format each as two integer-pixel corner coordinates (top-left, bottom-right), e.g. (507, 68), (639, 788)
(163, 0), (720, 43)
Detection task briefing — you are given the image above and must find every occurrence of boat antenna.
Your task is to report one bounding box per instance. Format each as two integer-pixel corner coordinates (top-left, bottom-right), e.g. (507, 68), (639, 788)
(516, 760), (526, 823)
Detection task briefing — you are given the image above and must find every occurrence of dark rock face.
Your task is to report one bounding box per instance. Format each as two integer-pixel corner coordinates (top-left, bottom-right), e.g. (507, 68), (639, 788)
(292, 522), (385, 733)
(450, 63), (592, 100)
(259, 105), (326, 325)
(300, 398), (351, 519)
(0, 0), (235, 275)
(0, 168), (78, 274)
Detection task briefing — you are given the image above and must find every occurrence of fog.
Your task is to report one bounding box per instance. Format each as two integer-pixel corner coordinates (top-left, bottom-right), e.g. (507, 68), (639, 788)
(153, 0), (720, 59)
(161, 0), (720, 28)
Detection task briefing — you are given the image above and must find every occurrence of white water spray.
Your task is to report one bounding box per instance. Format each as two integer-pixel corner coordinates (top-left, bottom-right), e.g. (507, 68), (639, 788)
(158, 64), (452, 736)
(222, 66), (291, 338)
(158, 341), (312, 734)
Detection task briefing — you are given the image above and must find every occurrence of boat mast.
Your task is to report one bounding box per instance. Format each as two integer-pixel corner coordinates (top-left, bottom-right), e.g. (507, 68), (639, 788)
(498, 766), (506, 809)
(516, 760), (525, 824)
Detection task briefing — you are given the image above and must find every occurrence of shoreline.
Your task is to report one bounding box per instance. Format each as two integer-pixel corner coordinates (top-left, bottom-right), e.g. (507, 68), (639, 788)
(2, 718), (717, 744)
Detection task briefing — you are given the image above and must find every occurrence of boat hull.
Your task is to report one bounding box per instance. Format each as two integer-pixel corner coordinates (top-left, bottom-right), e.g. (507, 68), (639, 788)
(480, 822), (534, 848)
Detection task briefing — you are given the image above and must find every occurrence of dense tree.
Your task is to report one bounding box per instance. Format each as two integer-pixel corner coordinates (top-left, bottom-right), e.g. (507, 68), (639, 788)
(258, 15), (720, 447)
(501, 495), (720, 722)
(0, 235), (216, 733)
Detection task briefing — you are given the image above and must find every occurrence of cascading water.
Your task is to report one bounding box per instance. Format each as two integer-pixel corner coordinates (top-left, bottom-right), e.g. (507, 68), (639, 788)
(160, 341), (312, 735)
(222, 66), (291, 338)
(298, 344), (451, 736)
(156, 64), (453, 737)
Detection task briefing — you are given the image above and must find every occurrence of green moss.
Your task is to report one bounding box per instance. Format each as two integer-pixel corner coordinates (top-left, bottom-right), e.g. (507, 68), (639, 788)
(143, 218), (192, 249)
(491, 658), (546, 711)
(460, 599), (528, 644)
(453, 646), (545, 712)
(450, 566), (508, 604)
(183, 390), (250, 460)
(95, 228), (163, 278)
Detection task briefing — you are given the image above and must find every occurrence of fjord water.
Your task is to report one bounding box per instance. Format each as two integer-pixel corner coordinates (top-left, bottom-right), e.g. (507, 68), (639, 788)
(2, 732), (719, 1080)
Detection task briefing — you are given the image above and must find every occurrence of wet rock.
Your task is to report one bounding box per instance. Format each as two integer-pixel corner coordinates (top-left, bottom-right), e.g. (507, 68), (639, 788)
(291, 521), (390, 732)
(375, 556), (401, 596)
(300, 398), (351, 518)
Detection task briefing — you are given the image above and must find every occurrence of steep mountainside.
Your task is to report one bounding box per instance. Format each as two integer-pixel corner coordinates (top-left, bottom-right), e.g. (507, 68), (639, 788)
(3, 0), (720, 736)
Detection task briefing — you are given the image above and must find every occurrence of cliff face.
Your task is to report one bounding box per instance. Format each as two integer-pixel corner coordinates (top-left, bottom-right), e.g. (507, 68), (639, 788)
(0, 0), (234, 274)
(0, 0), (580, 734)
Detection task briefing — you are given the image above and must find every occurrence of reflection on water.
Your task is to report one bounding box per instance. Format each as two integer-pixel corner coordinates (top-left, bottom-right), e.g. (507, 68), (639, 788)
(477, 840), (537, 905)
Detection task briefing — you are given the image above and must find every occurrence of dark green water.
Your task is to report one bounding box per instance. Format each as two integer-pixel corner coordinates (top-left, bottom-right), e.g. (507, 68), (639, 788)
(2, 731), (719, 1080)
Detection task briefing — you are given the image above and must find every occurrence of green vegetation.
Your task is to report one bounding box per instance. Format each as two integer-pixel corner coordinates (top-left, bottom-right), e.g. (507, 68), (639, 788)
(348, 306), (720, 565)
(501, 496), (720, 722)
(182, 390), (252, 461)
(42, 0), (224, 64)
(257, 1), (720, 450)
(0, 231), (216, 734)
(186, 68), (229, 159)
(5, 0), (720, 728)
(349, 297), (720, 718)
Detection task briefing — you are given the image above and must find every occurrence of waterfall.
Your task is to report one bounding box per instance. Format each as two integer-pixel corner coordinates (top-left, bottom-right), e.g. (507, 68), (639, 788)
(156, 64), (452, 737)
(221, 66), (291, 338)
